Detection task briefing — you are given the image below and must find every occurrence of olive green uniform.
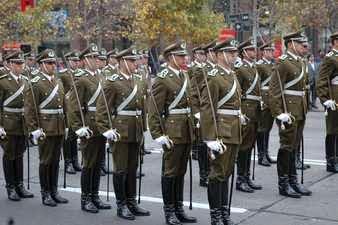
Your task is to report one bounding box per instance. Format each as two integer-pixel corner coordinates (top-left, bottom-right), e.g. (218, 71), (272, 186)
(148, 65), (198, 222)
(316, 49), (338, 170)
(188, 60), (209, 186)
(67, 69), (106, 201)
(58, 68), (80, 174)
(269, 51), (309, 193)
(96, 71), (147, 211)
(0, 72), (31, 197)
(24, 72), (66, 198)
(235, 59), (261, 188)
(256, 59), (275, 164)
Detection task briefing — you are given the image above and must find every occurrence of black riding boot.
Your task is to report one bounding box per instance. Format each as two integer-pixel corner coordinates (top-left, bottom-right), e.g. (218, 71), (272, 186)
(162, 176), (181, 225)
(277, 151), (301, 198)
(113, 172), (135, 220)
(50, 165), (68, 204)
(198, 143), (209, 187)
(126, 170), (150, 216)
(295, 144), (310, 170)
(326, 135), (338, 172)
(236, 151), (254, 193)
(14, 157), (33, 198)
(92, 165), (111, 209)
(3, 158), (20, 201)
(63, 138), (76, 174)
(40, 165), (57, 207)
(175, 176), (197, 223)
(70, 134), (81, 172)
(257, 132), (271, 167)
(220, 179), (234, 225)
(208, 179), (224, 225)
(81, 168), (98, 213)
(246, 150), (262, 190)
(289, 153), (312, 196)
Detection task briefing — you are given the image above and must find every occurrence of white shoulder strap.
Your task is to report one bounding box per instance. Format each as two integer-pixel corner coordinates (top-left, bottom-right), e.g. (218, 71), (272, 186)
(39, 84), (59, 109)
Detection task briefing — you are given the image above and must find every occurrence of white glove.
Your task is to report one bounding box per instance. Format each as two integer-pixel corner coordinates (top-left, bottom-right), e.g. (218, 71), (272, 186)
(30, 129), (45, 145)
(194, 112), (201, 128)
(206, 141), (222, 151)
(0, 127), (6, 138)
(239, 113), (248, 125)
(277, 113), (292, 123)
(103, 129), (120, 142)
(64, 128), (69, 140)
(155, 135), (173, 149)
(75, 126), (92, 139)
(323, 99), (336, 111)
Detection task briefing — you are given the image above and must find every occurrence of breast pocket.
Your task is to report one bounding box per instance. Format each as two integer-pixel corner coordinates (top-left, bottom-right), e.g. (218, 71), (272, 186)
(165, 118), (182, 138)
(113, 119), (129, 138)
(217, 117), (234, 138)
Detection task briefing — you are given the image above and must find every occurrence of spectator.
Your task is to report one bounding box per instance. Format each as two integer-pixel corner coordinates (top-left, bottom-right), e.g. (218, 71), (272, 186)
(308, 54), (320, 109)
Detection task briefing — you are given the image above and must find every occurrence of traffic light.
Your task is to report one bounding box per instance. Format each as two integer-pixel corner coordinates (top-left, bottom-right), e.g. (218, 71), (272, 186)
(21, 0), (34, 12)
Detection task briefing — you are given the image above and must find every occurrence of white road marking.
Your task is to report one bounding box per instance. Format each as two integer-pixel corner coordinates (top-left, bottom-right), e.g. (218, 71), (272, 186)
(61, 187), (248, 214)
(147, 149), (327, 166)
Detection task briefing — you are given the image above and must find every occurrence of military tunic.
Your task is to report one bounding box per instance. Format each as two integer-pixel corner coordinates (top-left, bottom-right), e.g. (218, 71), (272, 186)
(201, 65), (242, 181)
(0, 73), (28, 161)
(235, 59), (261, 151)
(256, 59), (274, 133)
(317, 49), (338, 134)
(148, 66), (198, 177)
(67, 69), (105, 168)
(24, 72), (66, 164)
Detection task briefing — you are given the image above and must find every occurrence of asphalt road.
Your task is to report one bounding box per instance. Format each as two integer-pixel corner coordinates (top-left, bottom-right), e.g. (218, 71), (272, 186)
(1, 108), (338, 225)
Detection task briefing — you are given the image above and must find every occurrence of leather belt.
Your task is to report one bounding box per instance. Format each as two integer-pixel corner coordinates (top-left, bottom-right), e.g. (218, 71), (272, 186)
(168, 107), (191, 115)
(3, 107), (24, 113)
(284, 90), (305, 96)
(245, 95), (262, 101)
(217, 109), (241, 116)
(117, 110), (142, 116)
(40, 109), (64, 114)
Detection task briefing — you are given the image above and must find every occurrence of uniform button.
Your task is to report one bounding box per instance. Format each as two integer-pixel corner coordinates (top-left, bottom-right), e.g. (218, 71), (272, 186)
(4, 115), (7, 118)
(58, 98), (61, 101)
(170, 120), (174, 123)
(58, 105), (62, 108)
(45, 93), (48, 95)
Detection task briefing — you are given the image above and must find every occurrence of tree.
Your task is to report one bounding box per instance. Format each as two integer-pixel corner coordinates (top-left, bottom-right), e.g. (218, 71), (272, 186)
(131, 0), (225, 49)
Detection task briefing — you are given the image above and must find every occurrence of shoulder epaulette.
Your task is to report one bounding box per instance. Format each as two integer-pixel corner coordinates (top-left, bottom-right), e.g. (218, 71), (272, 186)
(0, 74), (8, 79)
(279, 54), (288, 60)
(234, 60), (243, 68)
(21, 75), (29, 80)
(157, 68), (168, 78)
(59, 68), (68, 74)
(256, 59), (264, 65)
(326, 51), (334, 57)
(208, 68), (218, 76)
(31, 69), (39, 76)
(74, 69), (86, 77)
(107, 74), (120, 82)
(31, 76), (40, 83)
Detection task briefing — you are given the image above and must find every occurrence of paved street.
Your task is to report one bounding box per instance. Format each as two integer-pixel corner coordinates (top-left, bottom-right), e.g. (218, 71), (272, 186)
(1, 109), (338, 225)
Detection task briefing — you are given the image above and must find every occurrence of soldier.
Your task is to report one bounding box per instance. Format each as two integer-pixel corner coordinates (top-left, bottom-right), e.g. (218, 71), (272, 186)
(269, 31), (312, 198)
(67, 43), (111, 213)
(97, 48), (107, 74)
(149, 41), (198, 225)
(235, 38), (262, 193)
(256, 41), (277, 166)
(23, 52), (37, 79)
(24, 49), (68, 206)
(96, 47), (150, 220)
(204, 40), (218, 70)
(188, 46), (209, 187)
(0, 51), (34, 201)
(200, 38), (241, 225)
(316, 32), (338, 172)
(58, 51), (82, 174)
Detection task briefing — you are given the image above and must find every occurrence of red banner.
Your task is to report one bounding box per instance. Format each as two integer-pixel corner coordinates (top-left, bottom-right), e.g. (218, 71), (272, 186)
(21, 0), (34, 12)
(219, 28), (236, 41)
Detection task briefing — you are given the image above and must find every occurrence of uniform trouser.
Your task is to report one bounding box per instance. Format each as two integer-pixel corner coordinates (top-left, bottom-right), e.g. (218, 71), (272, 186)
(325, 135), (338, 164)
(1, 135), (26, 188)
(257, 108), (274, 158)
(161, 144), (191, 209)
(80, 135), (105, 195)
(238, 121), (258, 177)
(63, 129), (78, 164)
(197, 142), (209, 181)
(276, 119), (305, 177)
(38, 136), (63, 193)
(112, 142), (139, 204)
